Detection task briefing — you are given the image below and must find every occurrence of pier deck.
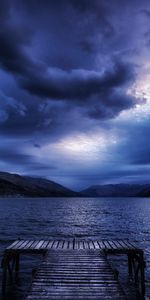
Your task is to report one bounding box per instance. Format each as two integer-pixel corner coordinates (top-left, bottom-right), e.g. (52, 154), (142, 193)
(26, 250), (126, 300)
(1, 239), (146, 299)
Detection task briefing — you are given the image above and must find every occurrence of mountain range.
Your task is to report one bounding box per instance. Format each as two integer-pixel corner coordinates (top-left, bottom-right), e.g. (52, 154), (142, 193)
(81, 184), (150, 197)
(0, 171), (150, 197)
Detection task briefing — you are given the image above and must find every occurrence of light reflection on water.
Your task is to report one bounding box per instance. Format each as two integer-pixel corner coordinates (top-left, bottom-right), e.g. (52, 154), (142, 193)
(0, 197), (150, 299)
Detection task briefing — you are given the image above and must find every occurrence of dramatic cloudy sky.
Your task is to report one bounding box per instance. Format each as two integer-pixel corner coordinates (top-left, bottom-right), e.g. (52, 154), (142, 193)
(0, 0), (150, 190)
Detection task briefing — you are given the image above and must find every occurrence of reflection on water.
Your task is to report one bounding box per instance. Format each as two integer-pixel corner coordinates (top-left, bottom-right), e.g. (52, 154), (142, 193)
(0, 197), (150, 298)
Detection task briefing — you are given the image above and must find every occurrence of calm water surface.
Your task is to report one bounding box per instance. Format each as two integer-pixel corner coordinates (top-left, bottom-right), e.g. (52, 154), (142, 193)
(0, 197), (150, 299)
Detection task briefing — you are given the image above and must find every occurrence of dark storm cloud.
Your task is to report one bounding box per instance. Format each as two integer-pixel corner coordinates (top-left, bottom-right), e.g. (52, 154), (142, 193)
(22, 61), (134, 101)
(0, 29), (34, 76)
(88, 91), (136, 120)
(0, 14), (138, 128)
(0, 148), (33, 165)
(0, 142), (56, 172)
(0, 0), (140, 126)
(0, 94), (58, 137)
(0, 3), (135, 109)
(0, 18), (137, 121)
(0, 29), (137, 137)
(0, 23), (44, 79)
(0, 90), (87, 142)
(34, 144), (41, 149)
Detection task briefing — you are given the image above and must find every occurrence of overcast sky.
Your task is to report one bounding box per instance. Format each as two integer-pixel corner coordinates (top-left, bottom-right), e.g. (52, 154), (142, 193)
(0, 0), (150, 190)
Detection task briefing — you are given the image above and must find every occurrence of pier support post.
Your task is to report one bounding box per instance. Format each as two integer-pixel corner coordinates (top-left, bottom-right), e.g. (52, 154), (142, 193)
(140, 252), (145, 298)
(1, 254), (8, 299)
(15, 254), (20, 280)
(128, 253), (133, 276)
(127, 251), (145, 299)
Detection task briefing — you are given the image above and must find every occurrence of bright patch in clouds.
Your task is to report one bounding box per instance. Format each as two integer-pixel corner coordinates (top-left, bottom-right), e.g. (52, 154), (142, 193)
(30, 133), (119, 163)
(118, 74), (150, 121)
(53, 133), (118, 161)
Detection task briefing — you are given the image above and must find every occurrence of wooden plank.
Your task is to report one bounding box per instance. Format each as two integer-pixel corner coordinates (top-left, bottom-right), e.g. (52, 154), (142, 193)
(103, 240), (112, 250)
(93, 241), (100, 249)
(46, 241), (54, 249)
(63, 241), (69, 249)
(6, 240), (21, 250)
(17, 240), (30, 249)
(117, 240), (130, 250)
(40, 241), (49, 249)
(34, 240), (45, 250)
(112, 240), (122, 249)
(107, 240), (116, 250)
(28, 241), (37, 249)
(74, 240), (79, 250)
(123, 240), (136, 249)
(97, 240), (105, 249)
(11, 240), (26, 249)
(83, 241), (89, 249)
(79, 241), (84, 250)
(22, 240), (34, 249)
(52, 241), (59, 249)
(68, 241), (73, 250)
(88, 241), (95, 249)
(29, 240), (41, 250)
(57, 240), (64, 249)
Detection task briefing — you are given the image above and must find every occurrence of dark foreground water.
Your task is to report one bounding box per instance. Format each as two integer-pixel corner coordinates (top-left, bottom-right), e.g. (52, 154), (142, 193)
(0, 197), (150, 299)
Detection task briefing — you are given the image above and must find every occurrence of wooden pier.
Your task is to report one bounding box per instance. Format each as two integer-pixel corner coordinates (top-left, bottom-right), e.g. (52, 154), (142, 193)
(1, 239), (146, 299)
(26, 250), (126, 300)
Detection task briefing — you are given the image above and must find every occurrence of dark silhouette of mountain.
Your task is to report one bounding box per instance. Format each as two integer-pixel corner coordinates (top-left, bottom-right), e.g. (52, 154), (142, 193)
(81, 184), (150, 197)
(0, 171), (150, 197)
(138, 186), (150, 197)
(0, 172), (77, 197)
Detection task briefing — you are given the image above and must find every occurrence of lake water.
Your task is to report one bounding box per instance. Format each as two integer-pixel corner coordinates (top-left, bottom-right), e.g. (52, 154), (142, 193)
(0, 197), (150, 299)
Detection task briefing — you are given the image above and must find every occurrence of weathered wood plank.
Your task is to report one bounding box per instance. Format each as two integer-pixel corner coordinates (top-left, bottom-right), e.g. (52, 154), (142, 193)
(97, 240), (105, 249)
(40, 241), (49, 249)
(107, 240), (116, 249)
(63, 241), (69, 249)
(52, 241), (59, 249)
(111, 240), (122, 249)
(17, 240), (31, 249)
(6, 240), (21, 250)
(103, 240), (112, 250)
(34, 240), (45, 250)
(68, 241), (73, 250)
(88, 241), (95, 249)
(8, 240), (25, 250)
(22, 240), (34, 249)
(117, 240), (128, 249)
(29, 240), (41, 249)
(83, 241), (89, 249)
(79, 241), (84, 250)
(46, 241), (54, 249)
(123, 240), (136, 249)
(74, 240), (79, 250)
(57, 240), (64, 249)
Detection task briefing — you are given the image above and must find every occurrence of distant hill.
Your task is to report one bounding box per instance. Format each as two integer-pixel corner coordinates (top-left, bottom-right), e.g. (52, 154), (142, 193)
(0, 172), (77, 197)
(81, 184), (150, 197)
(1, 172), (150, 197)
